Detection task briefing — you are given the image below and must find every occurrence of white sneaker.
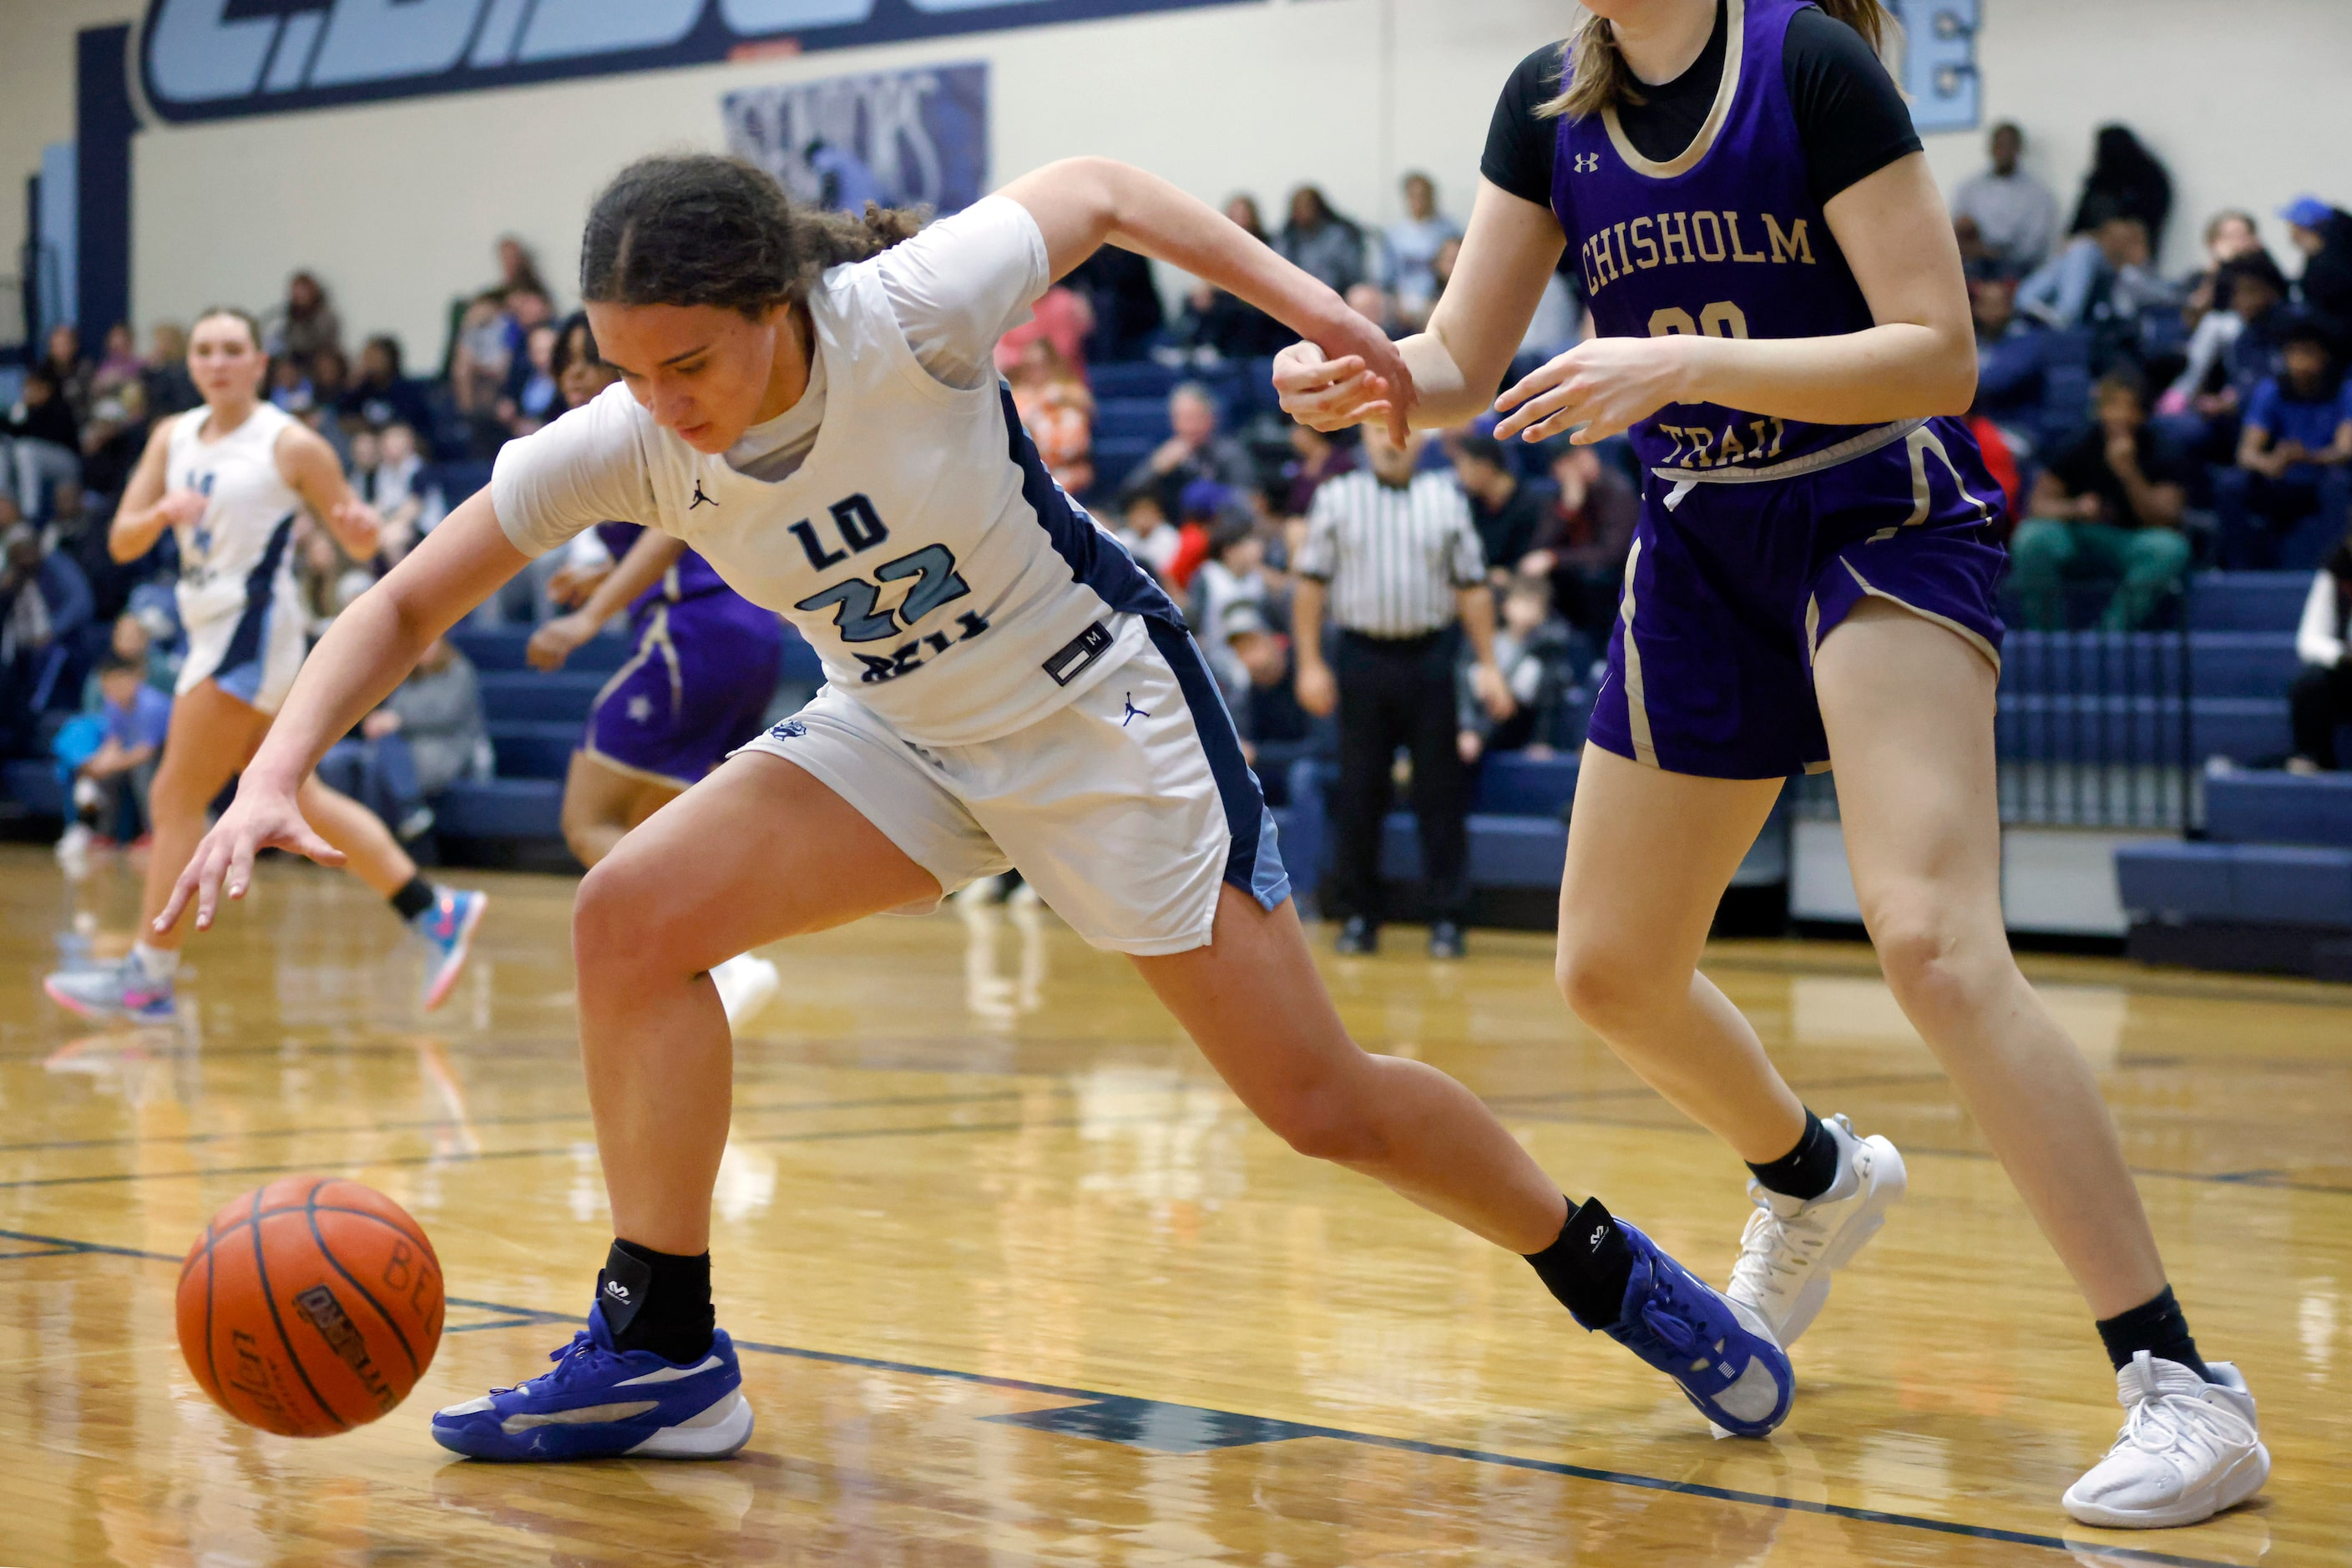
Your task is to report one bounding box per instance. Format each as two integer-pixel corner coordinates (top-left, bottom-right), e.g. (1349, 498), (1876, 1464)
(1727, 1114), (1905, 1345)
(708, 953), (780, 1026)
(2062, 1353), (2268, 1528)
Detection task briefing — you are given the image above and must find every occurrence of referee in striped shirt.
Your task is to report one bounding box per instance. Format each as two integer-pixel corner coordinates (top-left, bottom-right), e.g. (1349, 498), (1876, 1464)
(1295, 422), (1513, 958)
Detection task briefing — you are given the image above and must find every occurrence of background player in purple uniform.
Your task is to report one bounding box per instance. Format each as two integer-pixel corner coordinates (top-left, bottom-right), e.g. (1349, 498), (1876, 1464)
(1277, 0), (2266, 1531)
(525, 317), (787, 1022)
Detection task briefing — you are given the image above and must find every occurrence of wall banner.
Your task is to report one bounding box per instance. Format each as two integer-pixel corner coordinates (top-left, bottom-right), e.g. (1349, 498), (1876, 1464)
(139, 0), (1250, 125)
(722, 63), (988, 216)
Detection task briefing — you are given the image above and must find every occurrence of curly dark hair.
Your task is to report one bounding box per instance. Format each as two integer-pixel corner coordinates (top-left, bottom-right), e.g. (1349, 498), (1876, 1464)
(579, 154), (927, 319)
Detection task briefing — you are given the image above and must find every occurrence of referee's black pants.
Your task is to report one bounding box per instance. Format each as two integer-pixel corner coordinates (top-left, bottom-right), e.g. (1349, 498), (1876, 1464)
(1331, 628), (1469, 926)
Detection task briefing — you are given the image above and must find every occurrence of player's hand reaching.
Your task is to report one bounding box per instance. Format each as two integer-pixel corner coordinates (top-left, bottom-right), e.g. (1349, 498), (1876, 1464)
(1276, 311), (1417, 442)
(156, 780), (346, 935)
(1494, 335), (1700, 447)
(526, 611), (597, 672)
(328, 498), (384, 559)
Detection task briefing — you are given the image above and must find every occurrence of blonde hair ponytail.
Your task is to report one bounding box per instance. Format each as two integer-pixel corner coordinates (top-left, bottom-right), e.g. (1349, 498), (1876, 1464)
(1540, 0), (1892, 121)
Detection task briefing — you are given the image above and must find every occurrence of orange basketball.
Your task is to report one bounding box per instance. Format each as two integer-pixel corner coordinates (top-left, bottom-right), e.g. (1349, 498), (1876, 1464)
(176, 1176), (445, 1437)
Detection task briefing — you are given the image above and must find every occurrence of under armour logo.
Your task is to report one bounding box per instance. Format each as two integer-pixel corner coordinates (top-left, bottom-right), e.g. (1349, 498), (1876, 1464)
(1574, 152), (1601, 174)
(1120, 695), (1149, 727)
(690, 480), (716, 509)
(603, 1279), (632, 1302)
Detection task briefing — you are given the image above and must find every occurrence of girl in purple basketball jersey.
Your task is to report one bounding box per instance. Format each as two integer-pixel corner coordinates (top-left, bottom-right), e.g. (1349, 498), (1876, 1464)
(524, 317), (787, 1023)
(1281, 0), (2265, 1530)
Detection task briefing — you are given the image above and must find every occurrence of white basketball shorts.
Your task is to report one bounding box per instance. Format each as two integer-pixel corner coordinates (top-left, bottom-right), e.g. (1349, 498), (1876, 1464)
(734, 618), (1288, 955)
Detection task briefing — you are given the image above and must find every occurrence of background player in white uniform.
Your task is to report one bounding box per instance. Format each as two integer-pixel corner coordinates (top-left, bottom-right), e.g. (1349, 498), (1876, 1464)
(46, 309), (486, 1022)
(162, 154), (1800, 1461)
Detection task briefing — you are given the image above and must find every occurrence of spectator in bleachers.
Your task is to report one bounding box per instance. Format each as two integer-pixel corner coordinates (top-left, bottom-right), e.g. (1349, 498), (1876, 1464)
(500, 320), (563, 436)
(140, 323), (200, 417)
(2216, 319), (2352, 569)
(2182, 210), (2262, 331)
(1282, 418), (1355, 518)
(309, 346), (352, 421)
(341, 336), (435, 442)
(267, 354), (316, 416)
(451, 292), (518, 419)
(56, 655), (170, 858)
(2289, 533), (2352, 773)
(1277, 185), (1368, 296)
(1118, 381), (1255, 521)
(83, 609), (171, 701)
(2011, 369), (2193, 630)
(366, 422), (429, 559)
(994, 282), (1094, 375)
(40, 324), (94, 431)
(2069, 124), (2172, 255)
(1115, 491), (1181, 583)
(1448, 431), (1545, 583)
(5, 367), (83, 521)
(1167, 274), (1290, 362)
(2282, 195), (2352, 354)
(264, 271), (343, 370)
(1008, 337), (1095, 496)
(491, 235), (549, 304)
(1950, 121), (2060, 278)
(1066, 245), (1163, 363)
(91, 324), (143, 402)
(0, 518), (94, 753)
(1221, 602), (1318, 797)
(2165, 251), (2293, 454)
(2016, 205), (2162, 341)
(1343, 281), (1398, 336)
(318, 635), (485, 841)
(1191, 513), (1271, 699)
(1969, 276), (2045, 434)
(1383, 172), (1461, 326)
(1520, 439), (1637, 645)
(78, 385), (150, 506)
(1459, 572), (1577, 763)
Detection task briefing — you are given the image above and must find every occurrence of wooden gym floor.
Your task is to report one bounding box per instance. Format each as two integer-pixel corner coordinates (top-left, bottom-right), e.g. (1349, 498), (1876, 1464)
(2, 844), (2346, 1565)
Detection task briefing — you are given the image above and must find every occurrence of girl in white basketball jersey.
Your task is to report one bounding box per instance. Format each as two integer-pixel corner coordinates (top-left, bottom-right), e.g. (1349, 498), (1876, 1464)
(47, 308), (486, 1023)
(162, 157), (1803, 1459)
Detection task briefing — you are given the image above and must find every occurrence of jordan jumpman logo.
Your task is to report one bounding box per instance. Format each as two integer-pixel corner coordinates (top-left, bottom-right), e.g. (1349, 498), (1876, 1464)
(690, 480), (716, 509)
(1120, 694), (1149, 726)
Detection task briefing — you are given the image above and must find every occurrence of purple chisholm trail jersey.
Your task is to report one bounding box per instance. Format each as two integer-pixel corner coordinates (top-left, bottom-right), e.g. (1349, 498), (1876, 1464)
(1538, 0), (2008, 780)
(1550, 0), (1879, 475)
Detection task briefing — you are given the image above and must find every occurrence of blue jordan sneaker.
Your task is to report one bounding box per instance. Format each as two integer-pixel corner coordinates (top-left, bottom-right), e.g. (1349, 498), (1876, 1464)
(43, 952), (176, 1023)
(1585, 1221), (1795, 1439)
(411, 886), (487, 1011)
(431, 1303), (753, 1461)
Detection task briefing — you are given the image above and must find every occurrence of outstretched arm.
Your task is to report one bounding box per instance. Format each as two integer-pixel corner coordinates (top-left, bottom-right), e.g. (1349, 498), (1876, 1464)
(999, 157), (1414, 439)
(277, 422), (386, 559)
(1281, 178), (1565, 432)
(157, 490), (530, 931)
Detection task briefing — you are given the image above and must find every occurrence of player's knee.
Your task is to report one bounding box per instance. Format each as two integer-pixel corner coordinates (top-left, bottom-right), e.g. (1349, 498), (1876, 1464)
(1257, 1078), (1388, 1165)
(1554, 938), (1668, 1035)
(573, 853), (678, 983)
(1864, 895), (1996, 1024)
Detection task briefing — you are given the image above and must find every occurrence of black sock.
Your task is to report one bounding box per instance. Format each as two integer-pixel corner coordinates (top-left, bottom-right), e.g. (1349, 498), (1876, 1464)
(2095, 1286), (2208, 1381)
(1524, 1197), (1636, 1329)
(598, 1238), (716, 1364)
(389, 875), (437, 923)
(1747, 1109), (1839, 1202)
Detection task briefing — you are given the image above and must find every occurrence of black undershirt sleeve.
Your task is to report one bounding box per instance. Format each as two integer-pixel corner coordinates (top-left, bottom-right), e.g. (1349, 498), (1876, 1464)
(1480, 44), (1565, 210)
(1783, 8), (1921, 206)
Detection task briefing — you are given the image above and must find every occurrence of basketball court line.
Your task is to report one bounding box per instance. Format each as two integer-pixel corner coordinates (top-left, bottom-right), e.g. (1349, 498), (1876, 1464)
(6, 1102), (2346, 1196)
(0, 1223), (2261, 1568)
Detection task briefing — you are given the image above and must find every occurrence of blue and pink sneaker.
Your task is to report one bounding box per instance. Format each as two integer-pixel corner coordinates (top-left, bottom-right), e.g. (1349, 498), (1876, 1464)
(411, 887), (488, 1011)
(1580, 1220), (1795, 1439)
(43, 953), (176, 1023)
(431, 1303), (753, 1462)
